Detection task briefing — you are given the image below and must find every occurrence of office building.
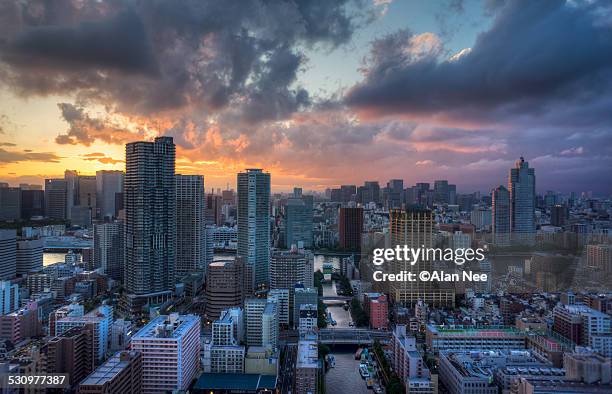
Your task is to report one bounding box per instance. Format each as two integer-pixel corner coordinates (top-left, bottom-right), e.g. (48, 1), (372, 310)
(268, 288), (290, 326)
(389, 208), (454, 307)
(439, 350), (549, 394)
(385, 179), (404, 208)
(470, 207), (492, 231)
(95, 170), (124, 220)
(65, 170), (78, 220)
(357, 181), (380, 205)
(295, 332), (318, 394)
(553, 304), (611, 348)
(261, 302), (279, 349)
(293, 287), (318, 328)
(205, 259), (244, 321)
(426, 325), (525, 353)
(237, 169), (271, 289)
(55, 305), (112, 363)
(209, 310), (245, 374)
(20, 189), (45, 219)
(76, 174), (97, 224)
(0, 230), (16, 280)
(244, 298), (268, 347)
(392, 326), (435, 392)
(93, 221), (124, 282)
(509, 157), (536, 244)
(298, 304), (317, 331)
(270, 248), (313, 290)
(338, 207), (363, 252)
(42, 325), (95, 387)
(176, 174), (206, 279)
(131, 314), (201, 393)
(78, 350), (143, 394)
(550, 204), (567, 227)
(492, 185), (511, 247)
(0, 186), (21, 220)
(0, 281), (19, 315)
(16, 237), (43, 275)
(587, 244), (612, 273)
(205, 193), (223, 225)
(45, 178), (68, 220)
(369, 294), (389, 329)
(123, 137), (176, 314)
(284, 197), (313, 248)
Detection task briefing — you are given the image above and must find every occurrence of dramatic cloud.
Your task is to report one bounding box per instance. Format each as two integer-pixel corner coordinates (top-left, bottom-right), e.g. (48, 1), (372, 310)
(55, 103), (143, 146)
(346, 0), (612, 124)
(0, 0), (362, 119)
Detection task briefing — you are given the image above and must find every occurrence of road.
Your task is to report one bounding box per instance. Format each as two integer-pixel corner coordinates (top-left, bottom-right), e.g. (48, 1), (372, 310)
(280, 344), (297, 394)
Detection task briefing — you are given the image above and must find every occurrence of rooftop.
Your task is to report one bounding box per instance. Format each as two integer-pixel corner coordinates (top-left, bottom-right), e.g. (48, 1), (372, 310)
(297, 338), (318, 369)
(132, 314), (199, 340)
(193, 373), (277, 391)
(79, 351), (140, 386)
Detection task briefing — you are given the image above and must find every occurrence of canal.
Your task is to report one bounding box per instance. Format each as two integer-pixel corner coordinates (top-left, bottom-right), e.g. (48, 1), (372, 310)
(325, 351), (371, 394)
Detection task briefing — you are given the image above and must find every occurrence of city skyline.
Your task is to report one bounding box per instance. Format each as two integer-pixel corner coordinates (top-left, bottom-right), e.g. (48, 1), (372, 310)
(0, 1), (611, 194)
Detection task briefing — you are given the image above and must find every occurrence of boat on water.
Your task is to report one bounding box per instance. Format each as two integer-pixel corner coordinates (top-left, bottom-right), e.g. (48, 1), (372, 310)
(359, 364), (370, 379)
(366, 378), (374, 389)
(325, 354), (336, 368)
(355, 348), (363, 360)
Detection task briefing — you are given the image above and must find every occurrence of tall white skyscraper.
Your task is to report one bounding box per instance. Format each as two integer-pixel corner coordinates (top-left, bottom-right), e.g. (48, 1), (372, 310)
(175, 174), (205, 280)
(237, 169), (271, 290)
(509, 157), (536, 245)
(96, 170), (124, 219)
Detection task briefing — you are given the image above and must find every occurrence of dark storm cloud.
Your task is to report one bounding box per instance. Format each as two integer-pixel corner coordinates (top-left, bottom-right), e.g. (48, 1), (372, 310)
(3, 9), (158, 75)
(0, 0), (363, 125)
(345, 0), (612, 121)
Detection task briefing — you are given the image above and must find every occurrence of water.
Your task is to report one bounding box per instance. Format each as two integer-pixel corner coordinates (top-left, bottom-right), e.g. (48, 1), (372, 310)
(43, 252), (67, 266)
(325, 352), (371, 394)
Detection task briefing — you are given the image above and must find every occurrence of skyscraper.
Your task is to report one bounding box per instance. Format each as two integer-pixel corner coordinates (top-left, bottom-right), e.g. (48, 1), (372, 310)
(64, 170), (78, 220)
(205, 259), (244, 321)
(96, 170), (124, 220)
(284, 197), (313, 249)
(358, 181), (381, 205)
(44, 178), (68, 220)
(237, 169), (271, 290)
(175, 174), (205, 279)
(0, 230), (16, 281)
(0, 186), (20, 220)
(123, 137), (176, 313)
(338, 207), (363, 252)
(93, 221), (124, 282)
(492, 186), (511, 247)
(389, 208), (454, 307)
(205, 193), (223, 225)
(20, 189), (45, 219)
(509, 157), (536, 245)
(385, 179), (404, 208)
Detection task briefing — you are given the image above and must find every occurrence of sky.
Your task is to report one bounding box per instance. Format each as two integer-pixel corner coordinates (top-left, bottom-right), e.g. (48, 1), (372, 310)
(0, 0), (611, 195)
